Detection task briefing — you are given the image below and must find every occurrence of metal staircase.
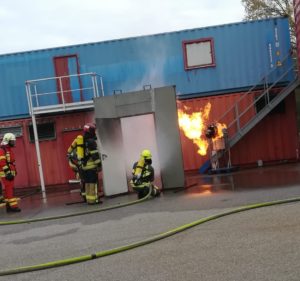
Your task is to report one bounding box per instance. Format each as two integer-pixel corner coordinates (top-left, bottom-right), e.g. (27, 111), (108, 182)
(207, 52), (300, 171)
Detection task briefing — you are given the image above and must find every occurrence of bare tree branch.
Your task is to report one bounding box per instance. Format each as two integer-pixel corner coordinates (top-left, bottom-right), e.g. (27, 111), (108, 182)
(241, 0), (295, 47)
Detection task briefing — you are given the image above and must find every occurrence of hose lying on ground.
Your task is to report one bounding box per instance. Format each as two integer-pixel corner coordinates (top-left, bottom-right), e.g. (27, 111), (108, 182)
(0, 196), (299, 276)
(0, 188), (152, 226)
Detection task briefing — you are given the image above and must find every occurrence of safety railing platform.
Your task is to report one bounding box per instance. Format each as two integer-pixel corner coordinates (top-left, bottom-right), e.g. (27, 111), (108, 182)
(25, 72), (104, 115)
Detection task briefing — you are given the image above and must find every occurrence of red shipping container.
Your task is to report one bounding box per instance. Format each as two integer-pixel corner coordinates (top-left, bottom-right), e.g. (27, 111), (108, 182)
(178, 91), (298, 171)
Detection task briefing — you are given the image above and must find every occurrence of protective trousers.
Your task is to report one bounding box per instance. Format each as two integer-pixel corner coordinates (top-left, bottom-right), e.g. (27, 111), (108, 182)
(85, 183), (98, 204)
(1, 177), (19, 208)
(131, 182), (160, 199)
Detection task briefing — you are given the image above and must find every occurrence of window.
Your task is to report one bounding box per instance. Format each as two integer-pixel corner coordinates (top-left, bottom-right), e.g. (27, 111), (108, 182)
(0, 126), (22, 138)
(255, 92), (285, 115)
(182, 38), (215, 70)
(28, 122), (56, 142)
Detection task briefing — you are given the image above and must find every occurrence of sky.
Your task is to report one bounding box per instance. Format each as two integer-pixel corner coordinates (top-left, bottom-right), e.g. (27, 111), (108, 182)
(0, 0), (245, 55)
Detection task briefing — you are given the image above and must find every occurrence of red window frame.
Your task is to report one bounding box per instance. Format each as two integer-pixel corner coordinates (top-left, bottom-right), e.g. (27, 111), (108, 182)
(182, 37), (216, 70)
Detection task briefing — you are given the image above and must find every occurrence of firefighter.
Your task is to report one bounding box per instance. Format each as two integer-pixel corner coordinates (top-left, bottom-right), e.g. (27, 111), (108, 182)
(67, 133), (86, 200)
(67, 123), (102, 204)
(0, 133), (21, 212)
(130, 149), (161, 199)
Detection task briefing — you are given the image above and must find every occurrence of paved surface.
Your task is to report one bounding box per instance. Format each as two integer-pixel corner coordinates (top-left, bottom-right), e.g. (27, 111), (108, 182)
(1, 163), (300, 280)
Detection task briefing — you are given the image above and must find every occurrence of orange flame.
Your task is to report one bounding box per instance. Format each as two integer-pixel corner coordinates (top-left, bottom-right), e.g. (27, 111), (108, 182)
(178, 102), (227, 156)
(178, 103), (211, 156)
(212, 123), (227, 140)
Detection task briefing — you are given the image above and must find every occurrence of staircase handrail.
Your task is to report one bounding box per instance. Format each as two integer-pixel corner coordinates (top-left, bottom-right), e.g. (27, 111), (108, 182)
(215, 51), (293, 126)
(227, 62), (296, 131)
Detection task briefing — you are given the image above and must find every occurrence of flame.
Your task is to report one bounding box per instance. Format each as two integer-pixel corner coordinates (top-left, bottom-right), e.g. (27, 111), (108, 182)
(178, 103), (211, 156)
(212, 123), (227, 140)
(178, 102), (227, 156)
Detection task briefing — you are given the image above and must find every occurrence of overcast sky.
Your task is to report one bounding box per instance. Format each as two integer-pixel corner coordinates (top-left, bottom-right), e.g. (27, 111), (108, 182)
(0, 0), (245, 55)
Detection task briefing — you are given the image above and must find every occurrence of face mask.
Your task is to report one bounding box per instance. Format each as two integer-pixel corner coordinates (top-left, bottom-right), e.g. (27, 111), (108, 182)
(8, 141), (15, 147)
(145, 159), (152, 165)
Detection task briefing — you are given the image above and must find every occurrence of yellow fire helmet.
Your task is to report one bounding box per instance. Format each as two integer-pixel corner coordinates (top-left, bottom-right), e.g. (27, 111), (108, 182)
(141, 149), (152, 159)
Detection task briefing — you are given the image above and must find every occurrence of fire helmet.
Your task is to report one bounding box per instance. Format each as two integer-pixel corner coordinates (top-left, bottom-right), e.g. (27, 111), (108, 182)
(205, 124), (217, 139)
(83, 123), (96, 137)
(141, 149), (152, 159)
(1, 133), (16, 145)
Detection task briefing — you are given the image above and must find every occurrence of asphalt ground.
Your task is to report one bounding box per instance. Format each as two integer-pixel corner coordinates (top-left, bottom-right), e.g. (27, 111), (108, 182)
(1, 163), (300, 281)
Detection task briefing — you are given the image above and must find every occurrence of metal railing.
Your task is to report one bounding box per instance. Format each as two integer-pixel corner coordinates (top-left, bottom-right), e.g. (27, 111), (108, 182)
(215, 52), (299, 148)
(25, 72), (104, 115)
(207, 52), (300, 168)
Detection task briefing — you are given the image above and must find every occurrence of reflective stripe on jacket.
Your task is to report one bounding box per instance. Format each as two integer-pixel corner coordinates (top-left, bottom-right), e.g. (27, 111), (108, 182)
(131, 161), (154, 185)
(81, 139), (101, 171)
(0, 145), (16, 177)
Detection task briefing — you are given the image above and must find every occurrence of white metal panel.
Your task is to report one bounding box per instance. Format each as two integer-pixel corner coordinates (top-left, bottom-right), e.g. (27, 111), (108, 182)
(186, 41), (212, 67)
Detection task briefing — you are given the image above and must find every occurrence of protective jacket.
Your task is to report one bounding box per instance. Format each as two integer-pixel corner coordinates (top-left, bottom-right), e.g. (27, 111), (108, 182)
(0, 145), (17, 178)
(67, 135), (101, 171)
(130, 158), (160, 199)
(81, 138), (101, 171)
(131, 161), (154, 187)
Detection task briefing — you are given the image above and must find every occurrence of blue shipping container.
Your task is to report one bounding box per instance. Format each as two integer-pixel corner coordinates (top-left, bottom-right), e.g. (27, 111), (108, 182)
(0, 17), (292, 120)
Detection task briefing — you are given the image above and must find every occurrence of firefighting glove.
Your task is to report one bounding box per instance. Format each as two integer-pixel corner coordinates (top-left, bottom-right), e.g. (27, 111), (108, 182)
(5, 172), (14, 181)
(133, 175), (142, 185)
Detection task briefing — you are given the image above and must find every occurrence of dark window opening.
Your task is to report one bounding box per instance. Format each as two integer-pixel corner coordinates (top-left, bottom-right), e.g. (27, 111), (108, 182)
(255, 92), (285, 115)
(28, 122), (56, 142)
(0, 126), (22, 138)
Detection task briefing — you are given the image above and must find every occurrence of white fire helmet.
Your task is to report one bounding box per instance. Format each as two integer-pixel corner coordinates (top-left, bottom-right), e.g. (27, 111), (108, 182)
(1, 133), (16, 145)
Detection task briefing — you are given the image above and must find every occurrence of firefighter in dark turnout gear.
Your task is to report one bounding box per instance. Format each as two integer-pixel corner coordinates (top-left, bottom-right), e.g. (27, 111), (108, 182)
(67, 123), (102, 204)
(130, 149), (161, 199)
(0, 133), (21, 212)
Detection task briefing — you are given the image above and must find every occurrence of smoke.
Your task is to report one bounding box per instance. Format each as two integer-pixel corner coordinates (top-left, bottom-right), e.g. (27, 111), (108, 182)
(119, 38), (169, 93)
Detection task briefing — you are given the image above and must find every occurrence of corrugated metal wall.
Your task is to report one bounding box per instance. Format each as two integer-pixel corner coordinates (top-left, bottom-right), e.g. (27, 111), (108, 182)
(178, 91), (298, 171)
(3, 90), (298, 189)
(0, 17), (292, 120)
(0, 111), (95, 189)
(294, 0), (300, 69)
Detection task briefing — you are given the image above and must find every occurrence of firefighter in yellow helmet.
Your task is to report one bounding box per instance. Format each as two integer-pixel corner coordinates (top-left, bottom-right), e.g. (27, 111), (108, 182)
(130, 149), (161, 199)
(67, 123), (102, 204)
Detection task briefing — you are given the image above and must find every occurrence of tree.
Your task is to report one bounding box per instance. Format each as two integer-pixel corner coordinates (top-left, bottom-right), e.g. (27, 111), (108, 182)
(241, 0), (295, 47)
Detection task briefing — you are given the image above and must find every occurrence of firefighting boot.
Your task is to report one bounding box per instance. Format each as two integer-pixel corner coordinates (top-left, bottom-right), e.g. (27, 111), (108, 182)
(6, 204), (21, 213)
(151, 185), (161, 197)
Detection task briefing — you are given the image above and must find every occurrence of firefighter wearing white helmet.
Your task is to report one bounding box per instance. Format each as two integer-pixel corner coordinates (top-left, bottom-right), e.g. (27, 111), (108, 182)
(0, 133), (21, 212)
(130, 149), (161, 199)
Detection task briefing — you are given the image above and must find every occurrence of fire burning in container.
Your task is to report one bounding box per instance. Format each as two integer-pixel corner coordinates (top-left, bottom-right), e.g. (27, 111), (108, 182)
(177, 102), (227, 156)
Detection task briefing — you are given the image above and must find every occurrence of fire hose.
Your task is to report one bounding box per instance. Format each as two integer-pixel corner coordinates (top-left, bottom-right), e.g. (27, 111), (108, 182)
(0, 196), (300, 276)
(0, 186), (153, 226)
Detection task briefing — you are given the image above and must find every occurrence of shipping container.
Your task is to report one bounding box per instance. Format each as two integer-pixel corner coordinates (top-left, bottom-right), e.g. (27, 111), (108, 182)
(0, 16), (296, 191)
(0, 17), (292, 120)
(178, 90), (298, 171)
(0, 111), (95, 190)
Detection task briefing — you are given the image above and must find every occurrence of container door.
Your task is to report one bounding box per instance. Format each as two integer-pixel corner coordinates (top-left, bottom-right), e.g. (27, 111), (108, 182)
(54, 55), (82, 104)
(14, 137), (30, 189)
(96, 118), (128, 196)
